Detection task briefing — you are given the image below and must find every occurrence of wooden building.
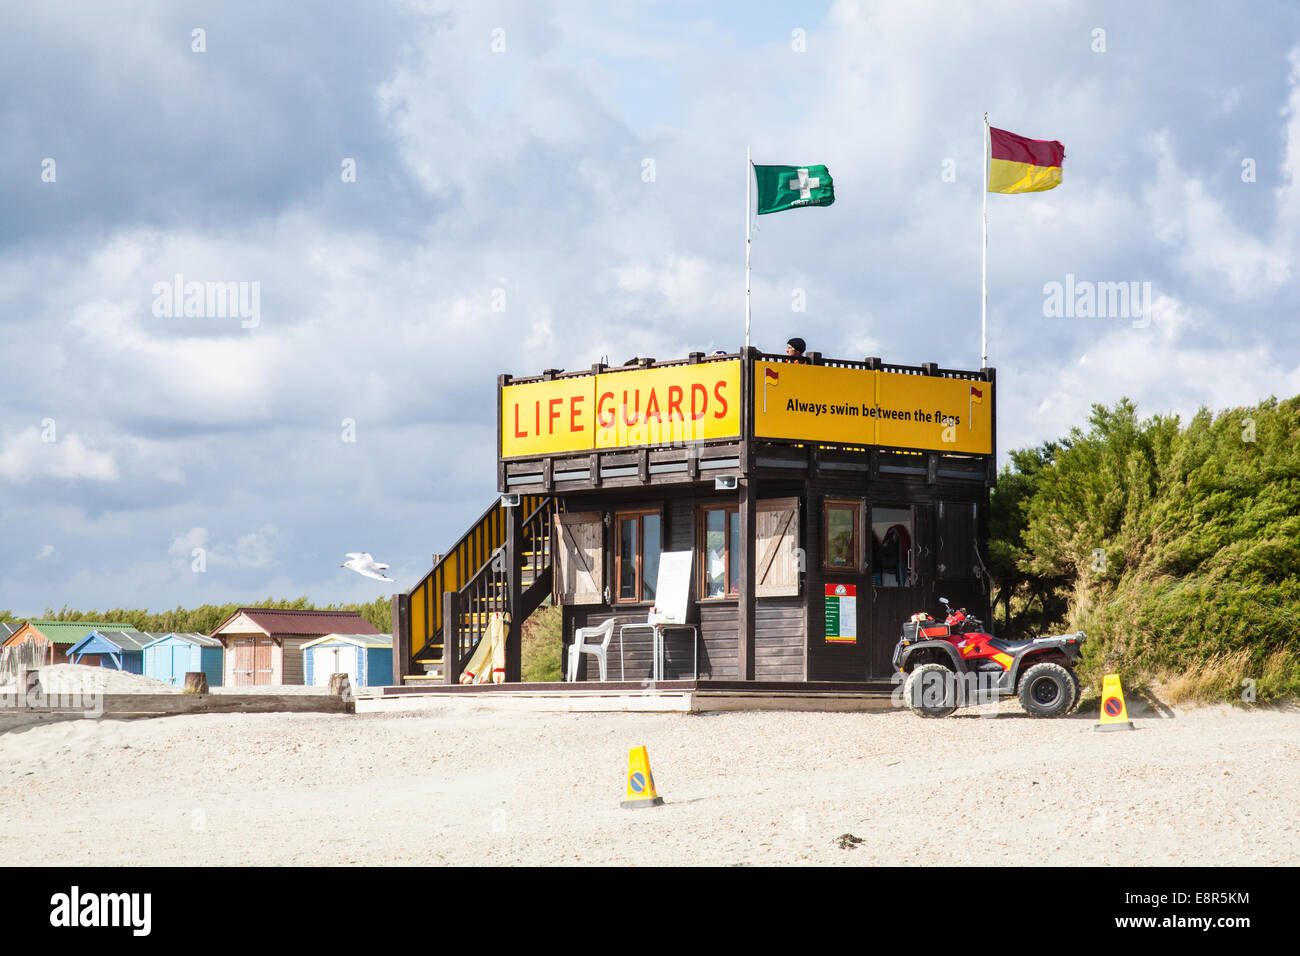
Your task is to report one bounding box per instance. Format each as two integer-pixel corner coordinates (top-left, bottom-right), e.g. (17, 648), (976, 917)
(302, 633), (393, 688)
(142, 632), (224, 687)
(392, 348), (994, 687)
(67, 629), (152, 673)
(211, 609), (381, 686)
(2, 621), (142, 666)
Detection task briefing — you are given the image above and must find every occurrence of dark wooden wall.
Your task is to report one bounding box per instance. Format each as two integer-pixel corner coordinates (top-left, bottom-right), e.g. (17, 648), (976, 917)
(559, 474), (990, 684)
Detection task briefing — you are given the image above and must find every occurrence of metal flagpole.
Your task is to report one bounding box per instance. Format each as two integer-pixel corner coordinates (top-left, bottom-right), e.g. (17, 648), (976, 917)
(981, 113), (989, 368)
(746, 144), (752, 348)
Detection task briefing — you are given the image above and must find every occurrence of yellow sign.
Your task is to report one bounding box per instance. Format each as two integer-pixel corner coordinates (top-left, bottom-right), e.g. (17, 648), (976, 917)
(594, 362), (740, 449)
(754, 362), (992, 455)
(1094, 673), (1135, 732)
(500, 375), (597, 458)
(620, 745), (664, 809)
(501, 362), (740, 458)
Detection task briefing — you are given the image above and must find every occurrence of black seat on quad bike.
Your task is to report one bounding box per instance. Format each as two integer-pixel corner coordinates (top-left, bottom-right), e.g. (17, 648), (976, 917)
(988, 637), (1037, 655)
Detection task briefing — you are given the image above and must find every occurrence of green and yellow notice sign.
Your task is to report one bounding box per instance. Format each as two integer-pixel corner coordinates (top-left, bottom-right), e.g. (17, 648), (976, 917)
(825, 583), (857, 644)
(755, 362), (992, 455)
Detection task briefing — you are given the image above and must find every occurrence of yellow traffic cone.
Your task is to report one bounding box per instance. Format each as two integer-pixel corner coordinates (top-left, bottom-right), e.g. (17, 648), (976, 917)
(1093, 673), (1135, 732)
(620, 745), (665, 809)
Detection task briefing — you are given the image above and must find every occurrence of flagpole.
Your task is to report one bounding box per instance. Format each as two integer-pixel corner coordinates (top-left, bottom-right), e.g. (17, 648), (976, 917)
(745, 144), (752, 349)
(981, 113), (989, 368)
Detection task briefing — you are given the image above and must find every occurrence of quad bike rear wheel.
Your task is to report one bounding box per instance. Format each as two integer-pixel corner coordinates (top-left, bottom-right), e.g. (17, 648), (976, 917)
(1017, 662), (1079, 718)
(903, 663), (959, 718)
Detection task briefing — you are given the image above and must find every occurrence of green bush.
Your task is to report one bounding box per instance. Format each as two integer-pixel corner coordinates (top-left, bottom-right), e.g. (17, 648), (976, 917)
(521, 602), (562, 682)
(991, 396), (1300, 702)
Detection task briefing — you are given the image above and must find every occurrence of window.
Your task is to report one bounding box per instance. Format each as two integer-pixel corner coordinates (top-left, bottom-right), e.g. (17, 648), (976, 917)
(700, 505), (740, 598)
(871, 506), (913, 587)
(614, 509), (662, 603)
(823, 500), (860, 572)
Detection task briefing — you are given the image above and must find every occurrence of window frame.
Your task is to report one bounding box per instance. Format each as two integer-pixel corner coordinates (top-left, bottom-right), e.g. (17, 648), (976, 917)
(698, 504), (740, 600)
(870, 503), (916, 588)
(822, 498), (862, 574)
(612, 507), (663, 605)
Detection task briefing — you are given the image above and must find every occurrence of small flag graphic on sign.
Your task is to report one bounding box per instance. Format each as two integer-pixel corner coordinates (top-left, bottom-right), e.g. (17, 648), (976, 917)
(968, 385), (985, 430)
(763, 365), (780, 413)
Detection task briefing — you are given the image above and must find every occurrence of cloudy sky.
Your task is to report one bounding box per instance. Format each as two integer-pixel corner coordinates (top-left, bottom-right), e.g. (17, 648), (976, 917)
(2, 0), (1299, 616)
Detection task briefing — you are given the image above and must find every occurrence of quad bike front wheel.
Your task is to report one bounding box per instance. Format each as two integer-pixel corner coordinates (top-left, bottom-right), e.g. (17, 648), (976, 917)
(1017, 663), (1079, 718)
(903, 663), (959, 718)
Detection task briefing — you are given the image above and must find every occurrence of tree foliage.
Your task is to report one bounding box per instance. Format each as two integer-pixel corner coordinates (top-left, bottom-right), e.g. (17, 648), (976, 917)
(989, 395), (1300, 701)
(37, 595), (393, 634)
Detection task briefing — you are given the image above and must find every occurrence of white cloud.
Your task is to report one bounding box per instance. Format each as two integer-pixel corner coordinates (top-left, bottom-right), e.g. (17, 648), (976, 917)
(0, 428), (118, 484)
(1142, 43), (1300, 298)
(166, 524), (281, 571)
(1006, 293), (1300, 451)
(1144, 134), (1291, 296)
(3, 1), (1300, 614)
(235, 525), (281, 570)
(169, 527), (209, 558)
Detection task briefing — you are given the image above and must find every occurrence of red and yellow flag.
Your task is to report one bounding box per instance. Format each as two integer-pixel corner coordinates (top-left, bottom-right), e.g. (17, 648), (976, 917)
(988, 127), (1064, 194)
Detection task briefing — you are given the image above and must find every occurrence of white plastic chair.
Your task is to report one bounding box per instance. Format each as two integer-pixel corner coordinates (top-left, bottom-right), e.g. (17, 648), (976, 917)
(567, 618), (616, 682)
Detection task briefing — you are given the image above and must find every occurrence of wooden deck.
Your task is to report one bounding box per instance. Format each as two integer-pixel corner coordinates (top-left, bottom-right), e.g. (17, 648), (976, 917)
(370, 679), (900, 713)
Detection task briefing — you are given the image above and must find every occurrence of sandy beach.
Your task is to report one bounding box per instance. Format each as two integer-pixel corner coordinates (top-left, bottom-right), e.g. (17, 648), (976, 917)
(1, 690), (1296, 866)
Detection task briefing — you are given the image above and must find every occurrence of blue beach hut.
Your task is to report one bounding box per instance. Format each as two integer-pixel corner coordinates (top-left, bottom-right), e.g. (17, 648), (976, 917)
(66, 629), (150, 673)
(302, 633), (393, 688)
(141, 632), (224, 687)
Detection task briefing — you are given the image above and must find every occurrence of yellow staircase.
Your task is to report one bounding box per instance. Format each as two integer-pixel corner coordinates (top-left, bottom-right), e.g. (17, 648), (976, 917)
(397, 496), (557, 683)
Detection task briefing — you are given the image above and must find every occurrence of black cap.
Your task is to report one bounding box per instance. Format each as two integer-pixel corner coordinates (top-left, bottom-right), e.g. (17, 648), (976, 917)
(787, 337), (806, 353)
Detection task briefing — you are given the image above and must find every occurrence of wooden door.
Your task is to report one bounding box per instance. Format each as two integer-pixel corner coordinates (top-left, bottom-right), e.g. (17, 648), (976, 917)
(254, 638), (273, 685)
(554, 511), (604, 605)
(756, 498), (800, 597)
(233, 639), (254, 686)
(311, 648), (332, 686)
(339, 646), (358, 684)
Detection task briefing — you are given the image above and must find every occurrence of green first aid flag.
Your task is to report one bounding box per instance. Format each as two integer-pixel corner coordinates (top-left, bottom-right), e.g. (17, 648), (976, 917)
(754, 164), (834, 214)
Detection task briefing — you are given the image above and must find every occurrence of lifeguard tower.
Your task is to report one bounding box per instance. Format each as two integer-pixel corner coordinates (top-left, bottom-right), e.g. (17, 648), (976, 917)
(390, 348), (994, 693)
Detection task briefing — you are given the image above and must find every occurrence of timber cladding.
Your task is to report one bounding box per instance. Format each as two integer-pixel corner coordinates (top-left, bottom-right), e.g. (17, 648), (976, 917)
(555, 489), (808, 682)
(211, 608), (380, 686)
(555, 470), (990, 685)
(397, 348), (995, 687)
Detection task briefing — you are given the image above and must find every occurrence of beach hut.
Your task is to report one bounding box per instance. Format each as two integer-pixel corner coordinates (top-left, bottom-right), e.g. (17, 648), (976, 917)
(141, 633), (224, 686)
(66, 629), (151, 673)
(302, 633), (394, 687)
(5, 621), (142, 665)
(210, 608), (382, 686)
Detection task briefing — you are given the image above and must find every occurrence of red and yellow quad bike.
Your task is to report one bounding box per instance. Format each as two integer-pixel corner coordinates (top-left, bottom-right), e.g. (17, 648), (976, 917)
(893, 598), (1086, 718)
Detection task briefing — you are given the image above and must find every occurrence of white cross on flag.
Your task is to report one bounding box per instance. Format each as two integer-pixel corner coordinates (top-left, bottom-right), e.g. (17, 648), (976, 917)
(754, 163), (835, 214)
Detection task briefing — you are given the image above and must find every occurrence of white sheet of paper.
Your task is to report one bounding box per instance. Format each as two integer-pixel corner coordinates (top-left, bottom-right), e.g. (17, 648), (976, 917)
(653, 550), (692, 624)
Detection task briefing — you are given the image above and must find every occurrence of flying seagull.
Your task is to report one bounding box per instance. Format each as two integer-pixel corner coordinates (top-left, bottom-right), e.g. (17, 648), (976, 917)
(342, 552), (394, 581)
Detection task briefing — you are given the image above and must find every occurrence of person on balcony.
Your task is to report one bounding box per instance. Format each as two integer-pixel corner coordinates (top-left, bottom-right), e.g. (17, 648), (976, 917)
(786, 337), (808, 363)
